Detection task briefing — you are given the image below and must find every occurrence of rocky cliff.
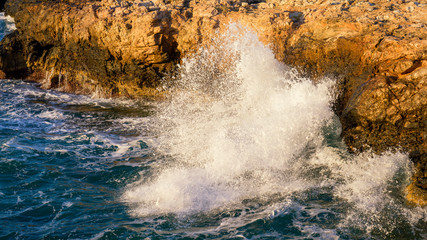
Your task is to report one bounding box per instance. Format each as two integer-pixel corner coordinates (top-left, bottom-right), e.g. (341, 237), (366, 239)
(0, 0), (426, 205)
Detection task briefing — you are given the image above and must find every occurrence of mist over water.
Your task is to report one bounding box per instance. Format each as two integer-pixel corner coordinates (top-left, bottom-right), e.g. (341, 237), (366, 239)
(123, 24), (426, 238)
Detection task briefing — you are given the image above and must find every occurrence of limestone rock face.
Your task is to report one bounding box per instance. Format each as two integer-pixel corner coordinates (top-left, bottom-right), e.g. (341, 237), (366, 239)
(275, 0), (427, 204)
(3, 0), (188, 97)
(0, 0), (426, 204)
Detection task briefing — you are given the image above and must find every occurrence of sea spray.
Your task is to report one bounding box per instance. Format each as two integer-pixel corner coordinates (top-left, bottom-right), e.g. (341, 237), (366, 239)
(123, 24), (426, 237)
(123, 24), (335, 215)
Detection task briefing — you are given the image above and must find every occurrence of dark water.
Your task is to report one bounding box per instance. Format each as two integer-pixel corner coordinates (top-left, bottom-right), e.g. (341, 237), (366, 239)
(1, 16), (426, 240)
(0, 80), (154, 239)
(0, 77), (426, 239)
(0, 77), (425, 240)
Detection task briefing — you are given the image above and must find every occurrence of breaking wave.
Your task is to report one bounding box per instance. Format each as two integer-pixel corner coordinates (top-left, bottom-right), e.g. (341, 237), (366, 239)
(123, 24), (426, 238)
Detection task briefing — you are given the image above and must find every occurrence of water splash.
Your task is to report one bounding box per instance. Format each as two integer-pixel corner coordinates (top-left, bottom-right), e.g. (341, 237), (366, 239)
(123, 24), (426, 237)
(124, 24), (333, 214)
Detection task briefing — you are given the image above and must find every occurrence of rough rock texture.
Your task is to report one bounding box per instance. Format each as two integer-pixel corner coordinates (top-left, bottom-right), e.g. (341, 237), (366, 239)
(0, 0), (426, 205)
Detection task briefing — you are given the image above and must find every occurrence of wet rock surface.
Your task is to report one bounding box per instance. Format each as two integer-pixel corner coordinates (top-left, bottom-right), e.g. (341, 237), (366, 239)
(0, 0), (426, 205)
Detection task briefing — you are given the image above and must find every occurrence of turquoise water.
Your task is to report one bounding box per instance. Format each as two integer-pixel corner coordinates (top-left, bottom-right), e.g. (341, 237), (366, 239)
(1, 17), (426, 239)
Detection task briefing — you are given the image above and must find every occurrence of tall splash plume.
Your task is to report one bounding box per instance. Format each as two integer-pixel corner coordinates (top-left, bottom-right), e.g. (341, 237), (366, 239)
(123, 24), (425, 236)
(123, 24), (335, 215)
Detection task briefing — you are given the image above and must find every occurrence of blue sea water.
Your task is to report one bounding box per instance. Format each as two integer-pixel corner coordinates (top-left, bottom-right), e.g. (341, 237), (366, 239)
(0, 15), (426, 240)
(0, 79), (156, 239)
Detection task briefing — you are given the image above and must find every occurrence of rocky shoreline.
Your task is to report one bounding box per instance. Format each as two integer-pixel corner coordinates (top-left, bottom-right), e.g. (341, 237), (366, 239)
(0, 0), (426, 205)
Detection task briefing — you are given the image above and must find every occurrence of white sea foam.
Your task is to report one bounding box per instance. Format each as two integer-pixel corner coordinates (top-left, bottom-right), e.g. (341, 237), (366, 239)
(112, 117), (152, 134)
(0, 12), (16, 37)
(62, 201), (73, 208)
(36, 110), (67, 120)
(123, 23), (425, 236)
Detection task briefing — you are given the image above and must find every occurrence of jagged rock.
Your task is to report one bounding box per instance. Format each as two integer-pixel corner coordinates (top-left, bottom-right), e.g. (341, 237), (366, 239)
(0, 0), (426, 204)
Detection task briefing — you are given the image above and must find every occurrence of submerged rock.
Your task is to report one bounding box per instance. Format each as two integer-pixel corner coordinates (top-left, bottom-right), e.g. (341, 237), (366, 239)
(0, 0), (425, 205)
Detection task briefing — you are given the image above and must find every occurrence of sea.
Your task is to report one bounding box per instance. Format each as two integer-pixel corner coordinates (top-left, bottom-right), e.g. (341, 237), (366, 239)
(0, 13), (426, 239)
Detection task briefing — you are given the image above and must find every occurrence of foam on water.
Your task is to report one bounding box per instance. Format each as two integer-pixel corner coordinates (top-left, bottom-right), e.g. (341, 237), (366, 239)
(0, 12), (16, 40)
(0, 78), (157, 238)
(123, 24), (426, 237)
(0, 79), (152, 172)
